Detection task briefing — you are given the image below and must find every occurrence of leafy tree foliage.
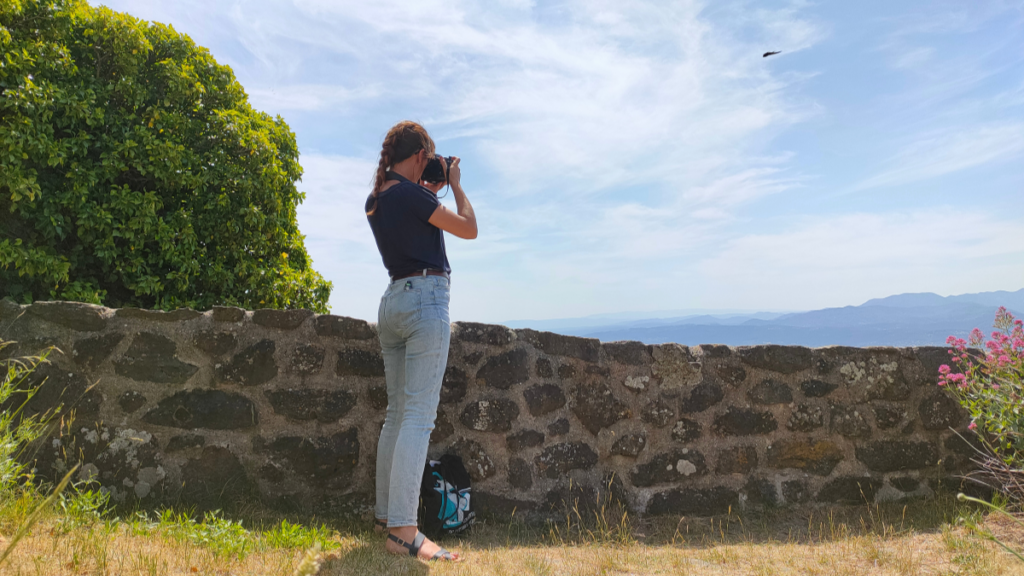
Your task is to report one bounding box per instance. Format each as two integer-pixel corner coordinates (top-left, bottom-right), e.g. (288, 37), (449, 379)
(0, 0), (332, 311)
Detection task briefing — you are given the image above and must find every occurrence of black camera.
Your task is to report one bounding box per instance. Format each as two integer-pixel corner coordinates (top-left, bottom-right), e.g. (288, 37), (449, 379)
(421, 155), (454, 184)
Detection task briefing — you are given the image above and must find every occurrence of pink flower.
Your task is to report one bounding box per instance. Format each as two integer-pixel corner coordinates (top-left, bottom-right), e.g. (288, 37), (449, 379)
(968, 421), (977, 431)
(999, 355), (1010, 365)
(992, 384), (1000, 390)
(948, 373), (966, 383)
(938, 365), (951, 375)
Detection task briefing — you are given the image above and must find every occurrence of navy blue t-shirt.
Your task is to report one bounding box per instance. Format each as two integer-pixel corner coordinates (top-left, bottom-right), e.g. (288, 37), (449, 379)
(366, 178), (451, 278)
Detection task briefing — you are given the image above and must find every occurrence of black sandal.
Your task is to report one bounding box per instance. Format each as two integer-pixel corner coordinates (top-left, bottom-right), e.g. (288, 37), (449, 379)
(387, 532), (457, 561)
(373, 518), (388, 533)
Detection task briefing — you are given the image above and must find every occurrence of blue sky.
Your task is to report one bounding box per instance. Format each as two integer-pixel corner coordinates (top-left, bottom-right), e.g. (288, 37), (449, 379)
(98, 0), (1024, 323)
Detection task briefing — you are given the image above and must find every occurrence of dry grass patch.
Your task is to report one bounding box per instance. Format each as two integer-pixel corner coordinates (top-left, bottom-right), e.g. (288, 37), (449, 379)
(1, 497), (1022, 575)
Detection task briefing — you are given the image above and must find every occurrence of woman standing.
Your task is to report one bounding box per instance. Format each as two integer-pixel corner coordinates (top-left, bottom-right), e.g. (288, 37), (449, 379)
(365, 121), (477, 562)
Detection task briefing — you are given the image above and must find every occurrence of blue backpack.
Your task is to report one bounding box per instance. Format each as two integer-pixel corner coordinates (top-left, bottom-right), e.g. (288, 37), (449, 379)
(419, 454), (475, 537)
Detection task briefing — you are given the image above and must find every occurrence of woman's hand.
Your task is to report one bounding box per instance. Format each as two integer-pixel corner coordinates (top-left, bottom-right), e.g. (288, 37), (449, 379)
(428, 156), (477, 239)
(446, 157), (461, 188)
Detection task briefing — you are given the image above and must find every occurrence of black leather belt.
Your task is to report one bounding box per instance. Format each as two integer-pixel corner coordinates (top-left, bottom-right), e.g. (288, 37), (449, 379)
(391, 269), (449, 281)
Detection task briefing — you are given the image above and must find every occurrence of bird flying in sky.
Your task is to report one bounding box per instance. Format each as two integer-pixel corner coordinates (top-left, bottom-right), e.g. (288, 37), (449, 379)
(763, 51), (781, 58)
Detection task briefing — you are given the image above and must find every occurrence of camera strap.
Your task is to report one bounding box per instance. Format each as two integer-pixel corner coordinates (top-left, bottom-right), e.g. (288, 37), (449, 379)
(384, 170), (412, 184)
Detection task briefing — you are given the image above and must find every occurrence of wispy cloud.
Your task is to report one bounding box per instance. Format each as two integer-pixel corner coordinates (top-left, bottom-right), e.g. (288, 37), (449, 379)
(852, 123), (1024, 191)
(698, 209), (1024, 308)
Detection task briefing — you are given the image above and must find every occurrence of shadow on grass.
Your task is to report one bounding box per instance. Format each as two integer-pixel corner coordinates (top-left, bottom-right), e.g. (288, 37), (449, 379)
(319, 541), (431, 576)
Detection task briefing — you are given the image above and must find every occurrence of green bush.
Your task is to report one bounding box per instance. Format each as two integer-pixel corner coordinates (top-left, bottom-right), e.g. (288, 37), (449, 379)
(0, 0), (332, 311)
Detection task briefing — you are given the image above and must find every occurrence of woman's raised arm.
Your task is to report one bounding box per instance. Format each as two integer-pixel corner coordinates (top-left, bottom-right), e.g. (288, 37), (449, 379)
(428, 157), (477, 239)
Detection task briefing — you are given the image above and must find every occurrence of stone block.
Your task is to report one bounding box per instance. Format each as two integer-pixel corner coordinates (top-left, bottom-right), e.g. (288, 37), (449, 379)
(641, 398), (675, 428)
(367, 385), (388, 410)
(115, 308), (202, 322)
(314, 315), (376, 340)
(289, 344), (325, 375)
(431, 410), (454, 443)
(855, 440), (938, 472)
(266, 429), (360, 488)
(873, 406), (906, 430)
(816, 476), (882, 504)
(646, 487), (738, 516)
(508, 457), (533, 490)
(782, 480), (809, 503)
(630, 449), (707, 486)
(919, 391), (966, 430)
(218, 340), (278, 386)
(264, 388), (356, 422)
(211, 306), (246, 322)
(651, 344), (701, 390)
(611, 433), (647, 457)
(166, 434), (205, 452)
(800, 379), (838, 398)
(714, 364), (747, 385)
(448, 438), (495, 480)
(454, 322), (515, 346)
(335, 348), (384, 378)
(557, 363), (577, 379)
(716, 446), (758, 474)
(736, 345), (812, 374)
(787, 404), (824, 432)
(252, 309), (313, 329)
(72, 333), (125, 369)
(913, 347), (952, 384)
(766, 439), (844, 476)
(712, 407), (778, 436)
(463, 351), (484, 365)
(475, 348), (530, 390)
(143, 389), (258, 429)
(506, 430), (545, 452)
(602, 341), (651, 366)
(473, 492), (537, 517)
(460, 398), (520, 433)
(26, 301), (108, 332)
(891, 477), (920, 492)
(440, 366), (468, 404)
(829, 404), (871, 438)
(535, 442), (598, 479)
(748, 379), (793, 405)
(114, 332), (198, 384)
(117, 390), (147, 413)
(547, 418), (570, 436)
(518, 329), (601, 363)
(571, 383), (630, 435)
(9, 364), (101, 419)
(523, 384), (566, 417)
(180, 447), (251, 510)
(679, 381), (724, 413)
(544, 482), (599, 512)
(744, 477), (777, 506)
(535, 357), (554, 377)
(697, 344), (732, 358)
(671, 418), (702, 442)
(193, 330), (237, 357)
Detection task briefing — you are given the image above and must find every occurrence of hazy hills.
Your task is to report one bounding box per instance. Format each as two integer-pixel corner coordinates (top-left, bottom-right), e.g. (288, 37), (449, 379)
(504, 289), (1024, 347)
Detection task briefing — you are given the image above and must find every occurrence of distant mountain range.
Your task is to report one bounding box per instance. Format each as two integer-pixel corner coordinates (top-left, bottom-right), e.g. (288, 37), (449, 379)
(503, 289), (1024, 347)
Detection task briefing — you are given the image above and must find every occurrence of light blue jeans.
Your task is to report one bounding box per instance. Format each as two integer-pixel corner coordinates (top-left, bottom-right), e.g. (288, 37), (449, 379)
(375, 275), (451, 528)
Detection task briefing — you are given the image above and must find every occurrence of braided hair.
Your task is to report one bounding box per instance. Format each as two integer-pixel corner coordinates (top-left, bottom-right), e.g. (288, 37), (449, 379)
(367, 121), (435, 215)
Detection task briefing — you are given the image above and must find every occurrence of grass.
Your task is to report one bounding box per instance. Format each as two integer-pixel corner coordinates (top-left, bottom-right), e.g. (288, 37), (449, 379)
(1, 490), (1022, 575)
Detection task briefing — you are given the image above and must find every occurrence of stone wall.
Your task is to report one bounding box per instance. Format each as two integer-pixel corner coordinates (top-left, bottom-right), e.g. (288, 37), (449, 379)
(0, 300), (976, 518)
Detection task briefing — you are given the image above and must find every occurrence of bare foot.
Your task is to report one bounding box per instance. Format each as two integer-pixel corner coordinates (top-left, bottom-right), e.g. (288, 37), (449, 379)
(373, 518), (387, 534)
(385, 526), (461, 562)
